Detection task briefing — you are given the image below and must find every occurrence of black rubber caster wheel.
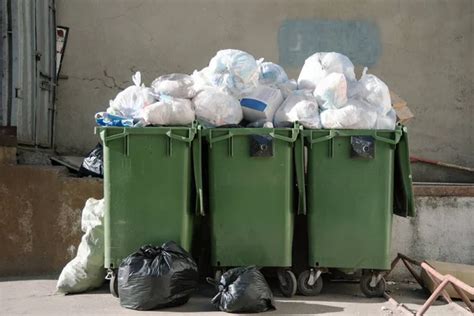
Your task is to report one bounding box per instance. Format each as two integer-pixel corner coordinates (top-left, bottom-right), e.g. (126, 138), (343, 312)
(278, 269), (297, 297)
(360, 274), (386, 298)
(109, 271), (119, 298)
(297, 270), (323, 296)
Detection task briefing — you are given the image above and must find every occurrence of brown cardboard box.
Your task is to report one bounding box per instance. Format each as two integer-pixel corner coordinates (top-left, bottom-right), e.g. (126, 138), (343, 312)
(390, 91), (414, 124)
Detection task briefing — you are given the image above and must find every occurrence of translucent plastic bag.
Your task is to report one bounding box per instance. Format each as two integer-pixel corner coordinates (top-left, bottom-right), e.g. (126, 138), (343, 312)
(376, 108), (397, 130)
(258, 62), (289, 86)
(142, 96), (195, 126)
(320, 99), (377, 129)
(56, 199), (105, 294)
(274, 90), (321, 129)
(192, 88), (243, 127)
(298, 52), (356, 90)
(356, 68), (392, 115)
(151, 73), (196, 99)
(107, 72), (155, 119)
(206, 49), (259, 98)
(313, 73), (348, 110)
(240, 85), (283, 122)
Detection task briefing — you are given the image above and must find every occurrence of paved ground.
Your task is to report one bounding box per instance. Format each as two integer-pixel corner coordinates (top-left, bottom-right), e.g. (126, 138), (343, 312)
(0, 277), (470, 315)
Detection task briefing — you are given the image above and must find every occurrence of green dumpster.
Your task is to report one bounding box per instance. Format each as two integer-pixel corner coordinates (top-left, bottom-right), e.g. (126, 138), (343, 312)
(203, 125), (305, 297)
(97, 125), (203, 296)
(298, 126), (414, 297)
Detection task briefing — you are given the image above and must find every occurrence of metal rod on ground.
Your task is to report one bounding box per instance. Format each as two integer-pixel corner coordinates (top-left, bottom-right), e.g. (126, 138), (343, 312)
(410, 156), (474, 173)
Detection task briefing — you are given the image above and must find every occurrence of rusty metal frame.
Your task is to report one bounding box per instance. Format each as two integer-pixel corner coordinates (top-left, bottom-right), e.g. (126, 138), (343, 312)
(383, 253), (473, 315)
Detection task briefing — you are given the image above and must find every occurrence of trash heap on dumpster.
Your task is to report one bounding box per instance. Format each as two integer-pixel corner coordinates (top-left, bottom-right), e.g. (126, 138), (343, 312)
(95, 49), (398, 130)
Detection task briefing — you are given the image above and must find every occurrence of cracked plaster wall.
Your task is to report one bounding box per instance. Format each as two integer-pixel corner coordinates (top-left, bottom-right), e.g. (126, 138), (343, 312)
(54, 0), (473, 182)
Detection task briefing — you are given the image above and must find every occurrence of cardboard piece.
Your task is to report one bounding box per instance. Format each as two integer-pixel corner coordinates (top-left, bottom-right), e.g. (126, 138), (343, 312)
(390, 91), (414, 123)
(420, 260), (474, 300)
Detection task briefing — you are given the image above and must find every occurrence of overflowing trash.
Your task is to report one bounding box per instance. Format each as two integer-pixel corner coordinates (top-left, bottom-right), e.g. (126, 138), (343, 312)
(56, 198), (105, 294)
(209, 266), (275, 313)
(95, 49), (403, 130)
(118, 242), (198, 311)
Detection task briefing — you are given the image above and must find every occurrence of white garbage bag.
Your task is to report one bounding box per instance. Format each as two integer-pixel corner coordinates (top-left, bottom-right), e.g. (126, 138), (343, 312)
(313, 73), (348, 110)
(107, 72), (155, 119)
(206, 49), (259, 98)
(297, 52), (356, 90)
(278, 79), (298, 99)
(56, 198), (105, 294)
(142, 96), (195, 126)
(151, 73), (196, 99)
(356, 68), (392, 115)
(192, 88), (243, 127)
(375, 108), (397, 130)
(258, 62), (289, 86)
(274, 90), (321, 129)
(320, 99), (377, 129)
(241, 85), (283, 122)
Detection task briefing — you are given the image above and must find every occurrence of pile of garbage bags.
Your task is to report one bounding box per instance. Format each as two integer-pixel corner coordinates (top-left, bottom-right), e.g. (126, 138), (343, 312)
(95, 50), (397, 130)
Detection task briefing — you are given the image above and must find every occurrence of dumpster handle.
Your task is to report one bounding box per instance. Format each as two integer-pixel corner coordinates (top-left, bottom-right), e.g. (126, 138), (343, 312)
(166, 128), (196, 143)
(269, 128), (299, 143)
(373, 130), (402, 145)
(102, 128), (131, 156)
(208, 131), (234, 146)
(294, 132), (306, 215)
(192, 126), (205, 216)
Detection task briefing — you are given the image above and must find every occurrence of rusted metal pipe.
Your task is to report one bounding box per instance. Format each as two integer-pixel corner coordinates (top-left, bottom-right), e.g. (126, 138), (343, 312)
(410, 156), (474, 173)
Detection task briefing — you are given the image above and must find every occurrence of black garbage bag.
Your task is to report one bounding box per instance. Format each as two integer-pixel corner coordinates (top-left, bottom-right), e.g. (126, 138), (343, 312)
(78, 143), (103, 178)
(210, 266), (275, 313)
(118, 241), (198, 310)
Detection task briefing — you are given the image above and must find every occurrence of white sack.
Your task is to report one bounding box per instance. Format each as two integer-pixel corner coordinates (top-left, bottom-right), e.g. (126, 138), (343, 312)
(313, 73), (348, 110)
(320, 99), (377, 129)
(297, 52), (356, 90)
(56, 198), (105, 294)
(356, 68), (392, 115)
(151, 73), (196, 99)
(142, 96), (195, 126)
(107, 72), (155, 119)
(274, 90), (321, 129)
(192, 88), (243, 127)
(240, 85), (283, 122)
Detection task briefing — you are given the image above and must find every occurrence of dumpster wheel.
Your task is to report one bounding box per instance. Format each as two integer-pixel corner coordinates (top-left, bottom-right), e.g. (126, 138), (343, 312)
(277, 269), (297, 297)
(109, 270), (119, 298)
(297, 269), (323, 296)
(360, 273), (386, 298)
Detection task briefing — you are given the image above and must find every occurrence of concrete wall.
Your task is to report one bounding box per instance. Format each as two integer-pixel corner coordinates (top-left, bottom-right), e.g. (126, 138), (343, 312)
(0, 165), (103, 276)
(54, 0), (474, 183)
(391, 196), (474, 280)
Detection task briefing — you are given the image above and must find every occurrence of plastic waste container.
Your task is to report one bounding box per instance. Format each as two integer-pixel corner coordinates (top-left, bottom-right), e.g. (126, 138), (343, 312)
(203, 125), (305, 297)
(298, 126), (414, 297)
(96, 125), (203, 297)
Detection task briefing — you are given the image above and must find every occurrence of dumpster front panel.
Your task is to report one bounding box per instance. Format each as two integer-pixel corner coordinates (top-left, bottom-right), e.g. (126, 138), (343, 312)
(306, 130), (397, 270)
(101, 127), (194, 269)
(206, 129), (295, 267)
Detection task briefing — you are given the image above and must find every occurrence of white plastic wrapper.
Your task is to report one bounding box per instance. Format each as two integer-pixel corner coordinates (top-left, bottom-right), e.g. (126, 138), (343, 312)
(297, 52), (356, 90)
(241, 85), (283, 122)
(151, 73), (196, 99)
(56, 198), (105, 294)
(356, 68), (392, 115)
(107, 72), (155, 119)
(376, 108), (397, 130)
(205, 49), (259, 98)
(258, 62), (289, 86)
(142, 96), (195, 126)
(313, 73), (348, 110)
(274, 90), (321, 129)
(192, 88), (243, 127)
(321, 99), (377, 129)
